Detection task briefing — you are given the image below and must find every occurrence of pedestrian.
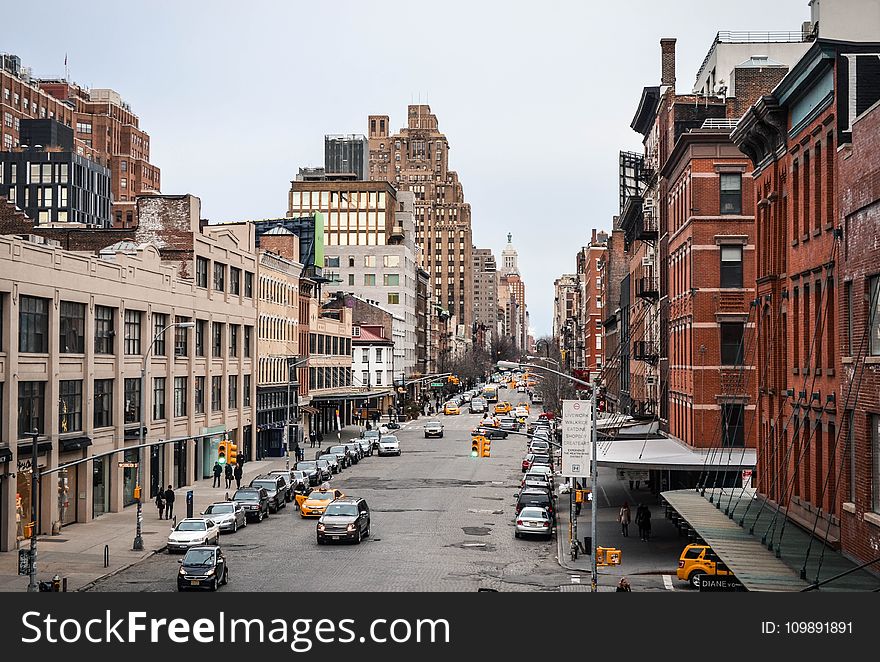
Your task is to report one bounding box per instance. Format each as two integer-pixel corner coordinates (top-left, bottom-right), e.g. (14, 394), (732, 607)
(636, 504), (652, 541)
(163, 485), (176, 520)
(617, 501), (631, 537)
(233, 463), (242, 490)
(155, 490), (166, 520)
(308, 433), (315, 448)
(616, 577), (632, 592)
(224, 463), (233, 489)
(642, 506), (652, 541)
(212, 460), (222, 487)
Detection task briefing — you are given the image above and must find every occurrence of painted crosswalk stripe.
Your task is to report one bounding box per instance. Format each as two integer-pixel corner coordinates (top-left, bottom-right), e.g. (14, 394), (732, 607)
(663, 574), (674, 591)
(570, 575), (581, 583)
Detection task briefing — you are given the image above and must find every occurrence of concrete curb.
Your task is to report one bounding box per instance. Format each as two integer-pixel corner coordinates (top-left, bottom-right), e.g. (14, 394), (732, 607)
(75, 546), (166, 593)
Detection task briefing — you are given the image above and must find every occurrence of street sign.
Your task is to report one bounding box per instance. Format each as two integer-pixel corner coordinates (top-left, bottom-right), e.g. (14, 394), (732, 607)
(561, 399), (592, 478)
(430, 382), (443, 387)
(118, 462), (139, 468)
(18, 549), (29, 575)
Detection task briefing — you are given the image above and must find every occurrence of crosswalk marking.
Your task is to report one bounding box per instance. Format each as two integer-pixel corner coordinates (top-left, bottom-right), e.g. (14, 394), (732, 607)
(663, 574), (674, 591)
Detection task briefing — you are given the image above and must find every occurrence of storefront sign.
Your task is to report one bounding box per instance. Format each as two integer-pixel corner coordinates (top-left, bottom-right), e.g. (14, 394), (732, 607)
(696, 575), (745, 592)
(118, 462), (139, 468)
(17, 457), (47, 473)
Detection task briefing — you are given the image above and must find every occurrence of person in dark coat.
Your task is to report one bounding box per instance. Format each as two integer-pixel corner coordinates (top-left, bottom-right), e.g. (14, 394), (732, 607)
(163, 485), (176, 520)
(212, 461), (222, 488)
(155, 490), (166, 520)
(233, 463), (243, 489)
(635, 504), (652, 541)
(224, 463), (234, 489)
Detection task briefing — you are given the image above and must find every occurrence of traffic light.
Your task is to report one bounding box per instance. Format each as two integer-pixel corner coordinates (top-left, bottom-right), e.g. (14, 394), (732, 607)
(481, 436), (491, 457)
(227, 442), (238, 466)
(133, 485), (141, 501)
(471, 436), (482, 458)
(217, 440), (228, 465)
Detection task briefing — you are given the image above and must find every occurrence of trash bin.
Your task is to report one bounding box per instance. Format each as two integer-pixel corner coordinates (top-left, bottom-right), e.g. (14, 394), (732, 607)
(186, 490), (194, 519)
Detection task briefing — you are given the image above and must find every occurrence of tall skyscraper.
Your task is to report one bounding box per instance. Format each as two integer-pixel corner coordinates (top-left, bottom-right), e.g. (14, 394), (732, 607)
(472, 247), (498, 349)
(367, 105), (473, 337)
(498, 233), (529, 351)
(325, 134), (368, 180)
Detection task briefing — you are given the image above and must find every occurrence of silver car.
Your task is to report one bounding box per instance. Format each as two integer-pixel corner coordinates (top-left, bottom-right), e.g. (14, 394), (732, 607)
(319, 454), (341, 474)
(201, 502), (247, 533)
(423, 420), (444, 438)
(377, 435), (401, 456)
(515, 506), (553, 539)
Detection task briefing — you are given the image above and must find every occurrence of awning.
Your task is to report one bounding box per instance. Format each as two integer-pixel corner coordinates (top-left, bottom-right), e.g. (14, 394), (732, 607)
(662, 488), (880, 592)
(59, 436), (93, 453)
(310, 389), (392, 402)
(124, 426), (148, 439)
(17, 439), (53, 456)
(594, 430), (756, 471)
(301, 406), (319, 415)
(0, 447), (12, 463)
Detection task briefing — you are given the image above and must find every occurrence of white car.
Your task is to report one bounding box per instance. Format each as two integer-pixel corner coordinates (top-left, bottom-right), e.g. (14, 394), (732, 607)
(377, 435), (401, 456)
(515, 406), (530, 419)
(167, 518), (221, 553)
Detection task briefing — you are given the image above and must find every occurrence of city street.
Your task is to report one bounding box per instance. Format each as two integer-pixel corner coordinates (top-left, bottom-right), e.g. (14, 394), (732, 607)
(87, 392), (575, 592)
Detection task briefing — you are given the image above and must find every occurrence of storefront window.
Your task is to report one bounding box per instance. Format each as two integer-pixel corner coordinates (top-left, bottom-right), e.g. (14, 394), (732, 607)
(92, 456), (110, 518)
(16, 469), (37, 540)
(122, 448), (140, 507)
(58, 466), (77, 526)
(150, 444), (165, 498)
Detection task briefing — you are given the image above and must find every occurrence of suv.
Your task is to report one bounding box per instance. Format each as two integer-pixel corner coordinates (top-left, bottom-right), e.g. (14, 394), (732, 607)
(515, 488), (556, 523)
(344, 442), (363, 463)
(327, 445), (353, 468)
(316, 496), (371, 544)
(231, 487), (270, 522)
(267, 470), (295, 502)
(677, 543), (735, 588)
(249, 475), (286, 513)
(469, 397), (488, 414)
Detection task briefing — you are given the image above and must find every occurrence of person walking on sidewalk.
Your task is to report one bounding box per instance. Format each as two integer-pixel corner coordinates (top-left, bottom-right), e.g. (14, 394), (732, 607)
(155, 490), (166, 520)
(212, 461), (222, 488)
(617, 501), (631, 537)
(233, 463), (242, 489)
(224, 463), (234, 489)
(635, 503), (652, 541)
(164, 485), (176, 520)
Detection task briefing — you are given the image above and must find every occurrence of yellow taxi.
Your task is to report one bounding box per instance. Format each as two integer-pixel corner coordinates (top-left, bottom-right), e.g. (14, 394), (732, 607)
(444, 402), (461, 415)
(677, 543), (734, 588)
(494, 401), (512, 415)
(297, 488), (345, 518)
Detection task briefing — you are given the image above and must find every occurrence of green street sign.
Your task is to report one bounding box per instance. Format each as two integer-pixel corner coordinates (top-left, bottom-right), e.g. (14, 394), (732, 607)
(431, 382), (443, 387)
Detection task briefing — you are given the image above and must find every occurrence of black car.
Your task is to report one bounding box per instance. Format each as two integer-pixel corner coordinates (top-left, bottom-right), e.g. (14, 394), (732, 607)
(473, 425), (508, 440)
(515, 488), (556, 523)
(327, 445), (353, 468)
(267, 470), (295, 502)
(177, 545), (228, 591)
(357, 438), (373, 457)
(317, 496), (371, 544)
(249, 475), (286, 512)
(289, 470), (311, 495)
(315, 458), (333, 481)
(295, 461), (321, 487)
(344, 442), (363, 462)
(231, 487), (270, 522)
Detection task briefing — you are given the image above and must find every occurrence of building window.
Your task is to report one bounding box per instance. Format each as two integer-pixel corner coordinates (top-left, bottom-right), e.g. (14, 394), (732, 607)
(213, 322), (223, 357)
(153, 378), (166, 420)
(244, 326), (252, 358)
(872, 415), (880, 514)
(124, 378), (141, 424)
(243, 374), (251, 407)
(196, 257), (208, 288)
(59, 301), (85, 353)
(93, 379), (113, 428)
(19, 295), (49, 353)
(375, 347), (384, 362)
(364, 274), (376, 286)
(174, 316), (190, 357)
(124, 310), (142, 355)
(845, 281), (853, 357)
(194, 376), (205, 414)
(153, 313), (168, 356)
(211, 376), (222, 411)
(364, 255), (376, 267)
(310, 333), (317, 353)
(58, 380), (83, 433)
(228, 375), (238, 409)
(229, 324), (239, 357)
(325, 256), (340, 268)
(230, 267), (241, 295)
(244, 271), (254, 298)
(720, 173), (742, 215)
(213, 263), (226, 292)
(720, 245), (743, 288)
(173, 377), (187, 417)
(94, 305), (115, 355)
(384, 255), (400, 267)
(384, 274), (400, 286)
(870, 276), (880, 357)
(195, 320), (206, 357)
(721, 403), (745, 447)
(375, 371), (383, 386)
(362, 370), (369, 386)
(18, 381), (46, 437)
(720, 322), (744, 365)
(388, 292), (400, 304)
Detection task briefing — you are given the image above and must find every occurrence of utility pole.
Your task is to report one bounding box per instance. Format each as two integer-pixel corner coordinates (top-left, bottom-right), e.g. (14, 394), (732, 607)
(26, 429), (39, 592)
(590, 376), (599, 592)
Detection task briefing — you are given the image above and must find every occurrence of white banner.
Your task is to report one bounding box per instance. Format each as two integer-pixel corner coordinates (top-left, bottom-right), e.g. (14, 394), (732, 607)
(561, 399), (593, 478)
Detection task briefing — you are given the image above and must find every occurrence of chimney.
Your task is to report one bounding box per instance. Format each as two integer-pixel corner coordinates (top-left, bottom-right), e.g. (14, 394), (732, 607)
(591, 228), (597, 244)
(660, 38), (676, 88)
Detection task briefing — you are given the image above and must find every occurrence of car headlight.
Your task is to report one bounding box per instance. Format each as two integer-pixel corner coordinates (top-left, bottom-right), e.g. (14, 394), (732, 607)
(206, 568), (215, 577)
(347, 523), (356, 531)
(317, 523), (325, 531)
(179, 567), (186, 575)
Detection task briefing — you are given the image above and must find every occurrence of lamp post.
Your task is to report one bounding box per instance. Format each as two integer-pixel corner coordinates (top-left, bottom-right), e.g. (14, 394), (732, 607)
(134, 320), (195, 552)
(26, 428), (39, 592)
(282, 357), (309, 472)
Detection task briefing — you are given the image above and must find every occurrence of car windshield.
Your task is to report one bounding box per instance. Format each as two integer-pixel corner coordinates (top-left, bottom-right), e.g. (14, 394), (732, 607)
(297, 462), (317, 470)
(204, 504), (233, 514)
(381, 436), (399, 443)
(309, 491), (333, 501)
(330, 446), (346, 453)
(520, 507), (548, 519)
(292, 472), (306, 479)
(319, 455), (336, 462)
(182, 549), (215, 566)
(233, 491), (259, 501)
(316, 460), (329, 467)
(425, 421), (441, 426)
(324, 503), (358, 516)
(251, 481), (275, 491)
(364, 431), (380, 438)
(176, 521), (206, 531)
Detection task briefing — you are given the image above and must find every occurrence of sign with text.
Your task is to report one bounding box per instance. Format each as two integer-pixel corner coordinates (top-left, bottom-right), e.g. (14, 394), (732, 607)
(561, 399), (592, 478)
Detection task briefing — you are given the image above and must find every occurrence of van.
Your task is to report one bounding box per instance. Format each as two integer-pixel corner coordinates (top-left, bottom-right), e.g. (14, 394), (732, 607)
(677, 543), (734, 588)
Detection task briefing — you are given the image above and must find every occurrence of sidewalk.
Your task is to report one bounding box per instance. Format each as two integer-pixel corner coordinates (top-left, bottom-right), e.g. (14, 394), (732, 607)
(0, 425), (364, 592)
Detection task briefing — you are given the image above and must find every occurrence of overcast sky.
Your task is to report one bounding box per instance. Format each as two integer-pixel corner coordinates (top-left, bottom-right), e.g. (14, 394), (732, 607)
(9, 0), (809, 334)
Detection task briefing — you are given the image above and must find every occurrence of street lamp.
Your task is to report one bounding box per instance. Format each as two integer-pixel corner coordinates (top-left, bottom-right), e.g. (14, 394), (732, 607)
(497, 359), (599, 592)
(134, 320), (195, 551)
(281, 356), (309, 471)
(25, 428), (39, 592)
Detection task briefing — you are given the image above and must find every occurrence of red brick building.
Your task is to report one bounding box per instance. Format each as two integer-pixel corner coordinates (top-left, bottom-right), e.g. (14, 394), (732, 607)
(733, 39), (880, 551)
(574, 231), (607, 380)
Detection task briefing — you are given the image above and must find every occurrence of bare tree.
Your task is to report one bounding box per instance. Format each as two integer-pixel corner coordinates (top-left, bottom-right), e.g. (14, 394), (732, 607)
(531, 335), (575, 414)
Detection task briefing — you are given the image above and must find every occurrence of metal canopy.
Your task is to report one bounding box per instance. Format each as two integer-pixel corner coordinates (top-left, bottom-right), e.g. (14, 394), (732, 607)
(595, 434), (756, 471)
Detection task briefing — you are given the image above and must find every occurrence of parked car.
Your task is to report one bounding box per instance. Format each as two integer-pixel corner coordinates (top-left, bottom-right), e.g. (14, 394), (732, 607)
(315, 458), (333, 481)
(298, 488), (345, 518)
(316, 496), (371, 544)
(267, 470), (295, 502)
(423, 420), (444, 438)
(201, 501), (247, 533)
(295, 461), (321, 486)
(357, 438), (373, 457)
(475, 425), (508, 439)
(522, 454), (536, 473)
(231, 487), (270, 522)
(344, 442), (363, 462)
(521, 472), (553, 491)
(167, 518), (220, 552)
(515, 506), (553, 539)
(469, 397), (488, 414)
(328, 445), (353, 468)
(677, 543), (735, 588)
(498, 416), (520, 432)
(515, 488), (556, 523)
(378, 435), (401, 456)
(528, 440), (551, 454)
(530, 453), (554, 470)
(177, 545), (228, 591)
(249, 475), (287, 512)
(289, 470), (311, 495)
(319, 453), (341, 474)
(362, 429), (381, 451)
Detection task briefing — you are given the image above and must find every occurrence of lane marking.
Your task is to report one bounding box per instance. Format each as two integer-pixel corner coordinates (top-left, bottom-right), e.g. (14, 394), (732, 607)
(570, 575), (581, 583)
(663, 574), (674, 591)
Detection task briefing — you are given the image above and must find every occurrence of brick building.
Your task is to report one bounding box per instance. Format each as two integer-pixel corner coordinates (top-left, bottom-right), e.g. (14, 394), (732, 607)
(473, 247), (499, 351)
(573, 230), (607, 380)
(601, 228), (628, 412)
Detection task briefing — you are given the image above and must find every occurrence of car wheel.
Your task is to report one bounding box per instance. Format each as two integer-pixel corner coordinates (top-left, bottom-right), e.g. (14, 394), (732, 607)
(317, 536), (324, 545)
(221, 568), (229, 585)
(364, 524), (370, 538)
(688, 571), (703, 589)
(258, 509), (264, 522)
(210, 578), (218, 592)
(354, 529), (362, 544)
(232, 520), (238, 533)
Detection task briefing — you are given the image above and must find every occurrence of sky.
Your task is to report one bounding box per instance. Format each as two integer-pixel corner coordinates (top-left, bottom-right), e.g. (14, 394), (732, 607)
(8, 0), (809, 335)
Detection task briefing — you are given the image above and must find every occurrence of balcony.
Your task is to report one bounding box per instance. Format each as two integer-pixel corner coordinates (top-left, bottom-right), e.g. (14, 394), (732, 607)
(636, 276), (659, 302)
(619, 196), (658, 245)
(633, 340), (659, 364)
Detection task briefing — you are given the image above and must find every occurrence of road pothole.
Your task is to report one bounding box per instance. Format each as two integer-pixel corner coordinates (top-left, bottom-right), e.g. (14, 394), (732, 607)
(462, 526), (491, 536)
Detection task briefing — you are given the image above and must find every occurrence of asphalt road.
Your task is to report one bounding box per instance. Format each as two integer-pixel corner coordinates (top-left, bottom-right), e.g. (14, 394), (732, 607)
(87, 389), (574, 592)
